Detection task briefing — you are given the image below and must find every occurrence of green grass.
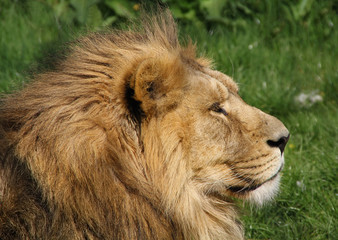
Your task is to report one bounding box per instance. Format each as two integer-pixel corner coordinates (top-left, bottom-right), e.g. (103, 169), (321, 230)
(0, 1), (77, 92)
(1, 1), (337, 239)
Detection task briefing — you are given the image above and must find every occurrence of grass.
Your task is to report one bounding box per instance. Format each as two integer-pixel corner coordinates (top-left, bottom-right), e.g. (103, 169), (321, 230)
(1, 1), (337, 239)
(0, 1), (77, 92)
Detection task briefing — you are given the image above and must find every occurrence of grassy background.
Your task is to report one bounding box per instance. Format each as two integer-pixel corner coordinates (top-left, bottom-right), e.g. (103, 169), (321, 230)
(0, 1), (337, 239)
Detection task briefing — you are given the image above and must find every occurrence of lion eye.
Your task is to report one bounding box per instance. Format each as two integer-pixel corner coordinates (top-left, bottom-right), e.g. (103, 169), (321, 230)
(210, 102), (228, 116)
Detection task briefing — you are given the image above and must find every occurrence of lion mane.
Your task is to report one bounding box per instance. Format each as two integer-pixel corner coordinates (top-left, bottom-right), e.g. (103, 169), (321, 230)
(0, 10), (289, 240)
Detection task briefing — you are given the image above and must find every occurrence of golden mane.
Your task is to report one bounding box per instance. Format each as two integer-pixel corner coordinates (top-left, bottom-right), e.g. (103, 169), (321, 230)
(0, 9), (289, 240)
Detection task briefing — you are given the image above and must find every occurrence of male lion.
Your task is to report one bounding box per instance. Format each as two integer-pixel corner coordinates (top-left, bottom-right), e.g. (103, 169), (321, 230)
(0, 10), (289, 240)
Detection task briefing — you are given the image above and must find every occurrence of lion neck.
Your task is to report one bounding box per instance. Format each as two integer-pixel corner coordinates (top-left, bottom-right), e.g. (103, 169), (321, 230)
(161, 181), (244, 240)
(93, 171), (244, 240)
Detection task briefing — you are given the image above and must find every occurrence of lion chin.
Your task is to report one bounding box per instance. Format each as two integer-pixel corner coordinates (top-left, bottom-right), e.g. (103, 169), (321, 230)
(0, 9), (289, 240)
(249, 174), (281, 205)
(230, 171), (282, 206)
(230, 154), (285, 206)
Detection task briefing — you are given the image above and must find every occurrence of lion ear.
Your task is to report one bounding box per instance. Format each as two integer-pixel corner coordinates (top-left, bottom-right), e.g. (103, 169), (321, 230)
(130, 56), (184, 114)
(132, 58), (162, 102)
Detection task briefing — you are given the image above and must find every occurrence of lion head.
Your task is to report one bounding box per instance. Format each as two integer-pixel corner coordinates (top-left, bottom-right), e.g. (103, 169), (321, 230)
(0, 10), (289, 240)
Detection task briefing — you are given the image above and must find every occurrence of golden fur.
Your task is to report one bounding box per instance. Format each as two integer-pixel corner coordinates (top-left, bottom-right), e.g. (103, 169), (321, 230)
(0, 10), (289, 239)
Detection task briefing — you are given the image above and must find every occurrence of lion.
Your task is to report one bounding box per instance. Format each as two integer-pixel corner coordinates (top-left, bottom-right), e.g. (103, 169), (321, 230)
(0, 10), (289, 240)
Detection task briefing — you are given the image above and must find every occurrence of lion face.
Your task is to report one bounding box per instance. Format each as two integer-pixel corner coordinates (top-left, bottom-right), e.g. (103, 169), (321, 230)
(182, 69), (289, 204)
(133, 55), (289, 206)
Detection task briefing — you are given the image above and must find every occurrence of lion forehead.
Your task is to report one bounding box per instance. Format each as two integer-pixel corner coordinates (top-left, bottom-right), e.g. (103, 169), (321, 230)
(201, 68), (239, 94)
(183, 68), (237, 106)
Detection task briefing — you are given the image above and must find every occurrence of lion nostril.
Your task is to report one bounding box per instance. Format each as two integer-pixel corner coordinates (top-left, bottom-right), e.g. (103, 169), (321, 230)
(267, 135), (290, 154)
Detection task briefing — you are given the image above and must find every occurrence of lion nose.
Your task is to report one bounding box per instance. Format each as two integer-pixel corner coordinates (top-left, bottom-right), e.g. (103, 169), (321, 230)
(267, 134), (290, 154)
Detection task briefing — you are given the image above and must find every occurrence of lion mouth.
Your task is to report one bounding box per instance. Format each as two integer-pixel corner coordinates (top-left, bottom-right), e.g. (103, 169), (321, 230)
(228, 163), (284, 194)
